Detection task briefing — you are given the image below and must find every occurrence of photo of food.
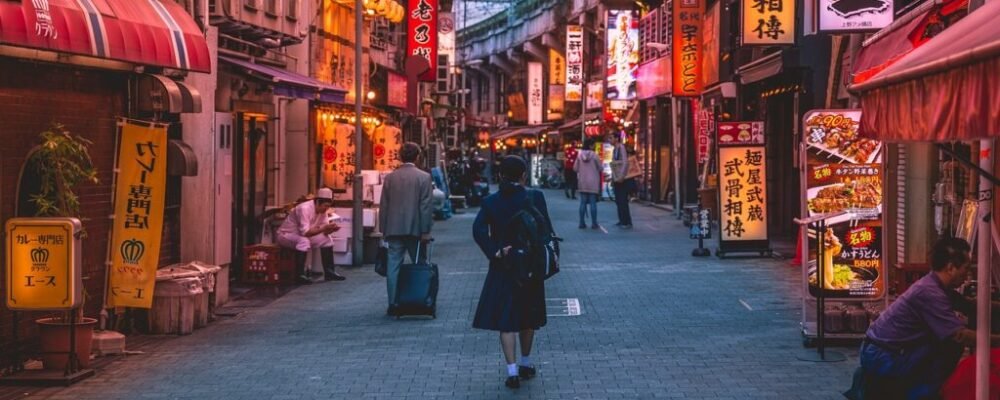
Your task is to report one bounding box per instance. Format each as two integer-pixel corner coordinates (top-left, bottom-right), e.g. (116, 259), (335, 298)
(804, 112), (882, 164)
(807, 177), (883, 215)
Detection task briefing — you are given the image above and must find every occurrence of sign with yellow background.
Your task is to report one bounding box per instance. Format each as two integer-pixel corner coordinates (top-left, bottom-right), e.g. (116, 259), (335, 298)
(106, 119), (168, 309)
(742, 0), (795, 45)
(6, 218), (82, 310)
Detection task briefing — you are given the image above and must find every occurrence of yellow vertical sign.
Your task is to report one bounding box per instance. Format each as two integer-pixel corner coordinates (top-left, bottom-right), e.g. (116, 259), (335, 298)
(6, 218), (82, 310)
(106, 119), (168, 309)
(719, 146), (769, 241)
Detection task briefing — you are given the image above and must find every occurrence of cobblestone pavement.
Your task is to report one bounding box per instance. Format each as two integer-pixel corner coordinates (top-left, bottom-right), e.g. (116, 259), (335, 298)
(36, 190), (859, 399)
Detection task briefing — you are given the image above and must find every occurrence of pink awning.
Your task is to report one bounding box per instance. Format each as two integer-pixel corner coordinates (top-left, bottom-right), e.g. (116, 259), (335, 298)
(0, 0), (211, 73)
(852, 0), (1000, 142)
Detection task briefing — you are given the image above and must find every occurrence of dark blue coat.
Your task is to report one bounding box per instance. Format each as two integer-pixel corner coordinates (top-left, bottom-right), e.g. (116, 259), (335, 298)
(472, 183), (552, 332)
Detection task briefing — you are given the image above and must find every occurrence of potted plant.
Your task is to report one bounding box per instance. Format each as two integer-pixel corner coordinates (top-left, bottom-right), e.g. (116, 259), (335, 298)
(20, 123), (99, 370)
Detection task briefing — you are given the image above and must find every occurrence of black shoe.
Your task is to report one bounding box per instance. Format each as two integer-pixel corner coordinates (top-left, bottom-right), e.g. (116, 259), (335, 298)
(386, 306), (398, 316)
(620, 224), (633, 230)
(324, 270), (346, 281)
(591, 224), (601, 230)
(518, 365), (536, 380)
(296, 275), (313, 285)
(579, 223), (587, 229)
(504, 376), (520, 389)
(614, 222), (623, 226)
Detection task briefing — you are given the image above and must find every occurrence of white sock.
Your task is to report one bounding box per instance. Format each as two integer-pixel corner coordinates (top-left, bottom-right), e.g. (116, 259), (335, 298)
(519, 356), (532, 367)
(506, 363), (518, 377)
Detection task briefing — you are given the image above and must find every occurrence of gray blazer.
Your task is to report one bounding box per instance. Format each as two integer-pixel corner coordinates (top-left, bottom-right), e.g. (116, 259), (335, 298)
(379, 164), (433, 237)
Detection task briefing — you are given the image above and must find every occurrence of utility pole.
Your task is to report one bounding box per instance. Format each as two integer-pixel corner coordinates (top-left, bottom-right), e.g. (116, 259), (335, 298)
(352, 0), (364, 266)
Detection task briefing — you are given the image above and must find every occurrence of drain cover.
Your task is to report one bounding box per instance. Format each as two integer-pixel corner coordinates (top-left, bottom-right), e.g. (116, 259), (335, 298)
(546, 298), (581, 317)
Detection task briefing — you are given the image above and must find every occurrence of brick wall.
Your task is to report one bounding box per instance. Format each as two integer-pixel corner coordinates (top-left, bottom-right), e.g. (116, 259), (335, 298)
(0, 58), (180, 345)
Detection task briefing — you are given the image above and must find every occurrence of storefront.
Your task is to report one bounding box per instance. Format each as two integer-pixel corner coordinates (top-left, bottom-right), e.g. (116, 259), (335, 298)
(852, 0), (998, 394)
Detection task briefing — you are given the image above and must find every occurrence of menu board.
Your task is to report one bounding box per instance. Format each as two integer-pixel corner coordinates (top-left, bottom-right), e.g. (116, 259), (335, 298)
(717, 121), (769, 254)
(802, 110), (885, 300)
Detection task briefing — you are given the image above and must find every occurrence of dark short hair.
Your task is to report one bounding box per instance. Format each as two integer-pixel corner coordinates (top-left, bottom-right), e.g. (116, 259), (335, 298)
(931, 237), (972, 271)
(400, 142), (421, 163)
(583, 138), (596, 149)
(499, 156), (527, 182)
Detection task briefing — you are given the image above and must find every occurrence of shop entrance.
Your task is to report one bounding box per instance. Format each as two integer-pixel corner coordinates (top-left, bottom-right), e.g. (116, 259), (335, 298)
(233, 112), (273, 267)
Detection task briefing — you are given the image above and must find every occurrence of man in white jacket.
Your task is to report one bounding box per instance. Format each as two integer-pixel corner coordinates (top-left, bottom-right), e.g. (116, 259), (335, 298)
(276, 188), (345, 283)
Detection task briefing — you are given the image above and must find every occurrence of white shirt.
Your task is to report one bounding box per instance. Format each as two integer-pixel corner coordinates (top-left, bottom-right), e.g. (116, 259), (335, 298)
(277, 200), (326, 237)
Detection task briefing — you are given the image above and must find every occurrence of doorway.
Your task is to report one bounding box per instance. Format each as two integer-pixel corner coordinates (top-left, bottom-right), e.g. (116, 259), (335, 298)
(233, 112), (273, 261)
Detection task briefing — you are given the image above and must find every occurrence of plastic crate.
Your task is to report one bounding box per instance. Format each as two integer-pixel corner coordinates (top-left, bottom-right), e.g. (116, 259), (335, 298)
(242, 244), (295, 284)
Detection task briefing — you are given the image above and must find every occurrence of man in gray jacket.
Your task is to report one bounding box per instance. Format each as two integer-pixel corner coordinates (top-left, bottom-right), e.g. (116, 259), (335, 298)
(379, 142), (433, 315)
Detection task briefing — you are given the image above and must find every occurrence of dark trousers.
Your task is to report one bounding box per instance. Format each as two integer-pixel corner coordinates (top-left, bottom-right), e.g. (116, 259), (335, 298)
(849, 339), (963, 400)
(612, 180), (633, 225)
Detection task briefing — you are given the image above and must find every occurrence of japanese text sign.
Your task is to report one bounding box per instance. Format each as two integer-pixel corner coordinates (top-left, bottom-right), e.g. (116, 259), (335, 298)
(742, 0), (795, 45)
(606, 10), (640, 101)
(719, 121), (768, 242)
(802, 109), (885, 300)
(387, 71), (408, 109)
(673, 0), (704, 96)
(565, 26), (584, 102)
(408, 0), (438, 82)
(6, 218), (82, 310)
(373, 125), (403, 171)
(819, 0), (893, 32)
(107, 119), (168, 308)
(528, 62), (544, 125)
(549, 49), (565, 85)
(586, 81), (603, 110)
(319, 119), (357, 190)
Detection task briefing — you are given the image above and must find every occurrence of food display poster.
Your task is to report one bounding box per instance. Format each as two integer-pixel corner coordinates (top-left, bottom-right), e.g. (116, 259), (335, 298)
(802, 109), (885, 300)
(718, 125), (769, 249)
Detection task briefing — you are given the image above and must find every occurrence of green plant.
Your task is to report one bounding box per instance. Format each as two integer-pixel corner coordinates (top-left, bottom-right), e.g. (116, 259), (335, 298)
(27, 123), (99, 218)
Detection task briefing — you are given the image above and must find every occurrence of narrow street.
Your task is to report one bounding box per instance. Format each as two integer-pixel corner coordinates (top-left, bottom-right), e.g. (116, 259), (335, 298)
(36, 191), (857, 399)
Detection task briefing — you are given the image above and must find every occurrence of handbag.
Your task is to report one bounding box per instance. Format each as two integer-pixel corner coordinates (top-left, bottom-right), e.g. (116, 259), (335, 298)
(374, 244), (388, 277)
(624, 157), (642, 180)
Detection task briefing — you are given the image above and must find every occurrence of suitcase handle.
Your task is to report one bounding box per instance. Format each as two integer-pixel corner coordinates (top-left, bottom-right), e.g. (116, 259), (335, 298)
(415, 239), (434, 263)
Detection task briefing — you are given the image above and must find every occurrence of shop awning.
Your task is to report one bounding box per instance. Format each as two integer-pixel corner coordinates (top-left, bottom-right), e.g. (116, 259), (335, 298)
(737, 51), (784, 84)
(851, 0), (968, 85)
(557, 113), (600, 132)
(0, 0), (210, 72)
(492, 124), (551, 140)
(852, 0), (999, 142)
(220, 56), (347, 103)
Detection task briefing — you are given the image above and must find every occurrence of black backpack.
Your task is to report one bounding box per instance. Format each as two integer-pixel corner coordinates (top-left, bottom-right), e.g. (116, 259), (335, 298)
(503, 191), (560, 284)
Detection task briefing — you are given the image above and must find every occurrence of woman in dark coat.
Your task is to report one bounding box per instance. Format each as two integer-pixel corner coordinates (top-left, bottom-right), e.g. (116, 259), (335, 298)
(472, 155), (553, 389)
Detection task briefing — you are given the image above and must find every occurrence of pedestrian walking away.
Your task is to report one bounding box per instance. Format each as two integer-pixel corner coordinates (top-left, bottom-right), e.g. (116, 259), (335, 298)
(563, 140), (579, 199)
(379, 142), (434, 317)
(472, 155), (553, 389)
(608, 133), (633, 229)
(276, 187), (345, 283)
(844, 238), (1000, 400)
(574, 138), (603, 229)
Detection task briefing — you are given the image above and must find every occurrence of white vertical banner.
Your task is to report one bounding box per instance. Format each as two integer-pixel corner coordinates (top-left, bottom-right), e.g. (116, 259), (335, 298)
(565, 25), (584, 102)
(528, 61), (543, 125)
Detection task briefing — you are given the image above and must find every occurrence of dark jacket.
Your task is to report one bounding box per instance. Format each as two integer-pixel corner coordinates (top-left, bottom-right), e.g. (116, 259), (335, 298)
(472, 183), (552, 332)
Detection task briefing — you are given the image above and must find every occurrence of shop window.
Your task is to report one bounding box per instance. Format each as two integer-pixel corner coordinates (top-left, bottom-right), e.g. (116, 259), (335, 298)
(286, 0), (299, 19)
(244, 0), (257, 10)
(264, 0), (277, 15)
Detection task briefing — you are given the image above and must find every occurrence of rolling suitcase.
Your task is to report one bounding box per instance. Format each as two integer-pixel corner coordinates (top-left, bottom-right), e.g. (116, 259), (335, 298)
(394, 242), (438, 318)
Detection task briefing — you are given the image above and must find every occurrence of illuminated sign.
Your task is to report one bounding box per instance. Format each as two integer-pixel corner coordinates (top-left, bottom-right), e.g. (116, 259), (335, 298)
(549, 49), (565, 85)
(586, 81), (603, 110)
(387, 71), (408, 109)
(742, 0), (796, 45)
(703, 2), (721, 86)
(407, 0), (438, 81)
(819, 0), (893, 32)
(636, 57), (672, 99)
(802, 109), (885, 300)
(566, 26), (584, 101)
(528, 62), (543, 125)
(673, 0), (704, 96)
(718, 122), (768, 244)
(6, 218), (82, 310)
(107, 119), (169, 308)
(606, 9), (640, 101)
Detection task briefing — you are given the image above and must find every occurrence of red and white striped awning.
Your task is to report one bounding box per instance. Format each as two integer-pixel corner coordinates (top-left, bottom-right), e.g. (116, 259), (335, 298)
(0, 0), (210, 73)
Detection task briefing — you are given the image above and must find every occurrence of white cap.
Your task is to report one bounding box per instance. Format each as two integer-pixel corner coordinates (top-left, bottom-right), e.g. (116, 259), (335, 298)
(316, 188), (334, 200)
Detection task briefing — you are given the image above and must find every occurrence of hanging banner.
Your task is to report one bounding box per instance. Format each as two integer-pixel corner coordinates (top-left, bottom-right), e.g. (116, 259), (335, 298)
(107, 119), (168, 308)
(802, 110), (885, 300)
(717, 121), (769, 255)
(606, 9), (639, 101)
(373, 124), (403, 171)
(319, 119), (357, 190)
(438, 12), (455, 61)
(387, 71), (408, 109)
(694, 100), (718, 164)
(586, 81), (603, 110)
(6, 218), (82, 310)
(673, 0), (704, 96)
(742, 0), (796, 45)
(703, 2), (721, 86)
(548, 85), (565, 119)
(549, 49), (565, 85)
(565, 26), (584, 102)
(819, 0), (893, 32)
(407, 0), (438, 81)
(528, 61), (544, 125)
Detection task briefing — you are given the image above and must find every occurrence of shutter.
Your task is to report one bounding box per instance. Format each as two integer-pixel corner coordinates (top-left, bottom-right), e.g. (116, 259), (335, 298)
(895, 144), (907, 264)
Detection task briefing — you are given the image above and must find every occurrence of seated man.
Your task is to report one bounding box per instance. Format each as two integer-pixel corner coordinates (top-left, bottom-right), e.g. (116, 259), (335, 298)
(848, 238), (1000, 399)
(276, 188), (345, 283)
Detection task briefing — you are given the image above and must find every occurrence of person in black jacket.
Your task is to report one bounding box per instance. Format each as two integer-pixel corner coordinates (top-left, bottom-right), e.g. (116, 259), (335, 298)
(472, 156), (552, 389)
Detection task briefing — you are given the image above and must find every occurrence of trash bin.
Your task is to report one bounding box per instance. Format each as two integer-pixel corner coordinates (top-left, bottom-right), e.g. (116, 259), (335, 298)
(150, 273), (204, 335)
